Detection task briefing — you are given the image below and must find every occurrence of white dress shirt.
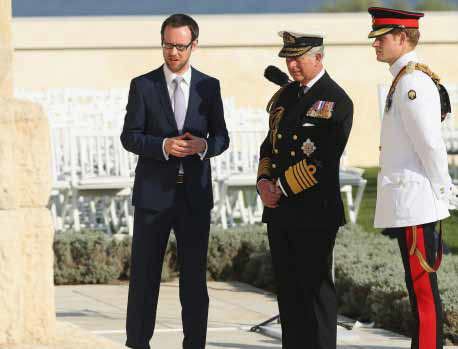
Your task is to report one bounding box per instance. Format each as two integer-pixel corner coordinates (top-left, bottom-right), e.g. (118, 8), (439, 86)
(163, 62), (192, 119)
(161, 64), (207, 168)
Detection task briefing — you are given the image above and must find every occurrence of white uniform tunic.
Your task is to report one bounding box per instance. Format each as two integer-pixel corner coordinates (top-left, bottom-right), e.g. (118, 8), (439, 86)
(374, 51), (452, 228)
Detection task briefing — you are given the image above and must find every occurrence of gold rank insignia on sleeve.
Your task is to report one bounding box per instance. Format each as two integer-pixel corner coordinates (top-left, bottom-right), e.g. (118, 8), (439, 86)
(284, 158), (318, 194)
(257, 157), (272, 178)
(306, 100), (334, 119)
(408, 89), (417, 100)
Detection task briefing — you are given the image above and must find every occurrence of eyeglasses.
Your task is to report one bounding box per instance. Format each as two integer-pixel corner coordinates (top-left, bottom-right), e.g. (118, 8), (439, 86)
(162, 41), (193, 52)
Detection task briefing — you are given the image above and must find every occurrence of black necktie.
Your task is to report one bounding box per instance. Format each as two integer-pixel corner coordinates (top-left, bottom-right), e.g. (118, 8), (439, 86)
(298, 85), (309, 98)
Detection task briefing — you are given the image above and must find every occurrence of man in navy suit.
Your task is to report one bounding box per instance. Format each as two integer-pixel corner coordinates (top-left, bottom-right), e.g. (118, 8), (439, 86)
(120, 13), (229, 349)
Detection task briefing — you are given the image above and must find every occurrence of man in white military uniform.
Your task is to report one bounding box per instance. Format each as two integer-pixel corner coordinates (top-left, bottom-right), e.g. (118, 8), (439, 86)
(368, 7), (455, 349)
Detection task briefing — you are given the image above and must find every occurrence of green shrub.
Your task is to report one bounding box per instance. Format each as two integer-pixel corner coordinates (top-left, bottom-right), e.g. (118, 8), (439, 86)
(54, 231), (175, 284)
(54, 230), (122, 284)
(53, 224), (458, 343)
(207, 225), (269, 282)
(335, 224), (458, 343)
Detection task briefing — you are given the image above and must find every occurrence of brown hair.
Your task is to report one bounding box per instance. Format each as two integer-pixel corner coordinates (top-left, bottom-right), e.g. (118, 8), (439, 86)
(161, 14), (199, 43)
(391, 28), (420, 47)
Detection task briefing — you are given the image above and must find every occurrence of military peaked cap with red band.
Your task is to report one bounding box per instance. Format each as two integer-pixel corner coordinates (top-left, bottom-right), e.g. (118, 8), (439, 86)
(368, 7), (424, 38)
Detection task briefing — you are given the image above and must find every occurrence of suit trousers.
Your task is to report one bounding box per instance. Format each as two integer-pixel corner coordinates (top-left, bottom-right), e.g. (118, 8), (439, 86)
(267, 222), (338, 349)
(391, 223), (443, 349)
(125, 185), (211, 349)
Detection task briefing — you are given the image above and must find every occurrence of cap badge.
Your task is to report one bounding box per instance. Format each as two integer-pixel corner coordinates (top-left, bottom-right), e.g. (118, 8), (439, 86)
(283, 32), (295, 45)
(408, 90), (417, 100)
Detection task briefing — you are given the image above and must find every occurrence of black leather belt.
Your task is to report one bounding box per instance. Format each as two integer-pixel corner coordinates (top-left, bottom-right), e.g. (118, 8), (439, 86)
(176, 173), (184, 184)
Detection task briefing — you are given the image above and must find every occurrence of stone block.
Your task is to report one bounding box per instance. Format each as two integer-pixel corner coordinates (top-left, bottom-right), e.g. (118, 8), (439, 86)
(0, 98), (52, 209)
(0, 47), (12, 97)
(20, 208), (56, 344)
(0, 0), (12, 98)
(0, 0), (12, 46)
(0, 208), (56, 346)
(11, 98), (52, 208)
(0, 210), (24, 344)
(0, 98), (17, 209)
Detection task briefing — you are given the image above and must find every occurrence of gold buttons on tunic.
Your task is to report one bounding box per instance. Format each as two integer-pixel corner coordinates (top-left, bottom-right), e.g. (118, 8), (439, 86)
(277, 134), (282, 139)
(274, 149), (279, 154)
(292, 135), (298, 140)
(272, 163), (277, 169)
(290, 151), (296, 156)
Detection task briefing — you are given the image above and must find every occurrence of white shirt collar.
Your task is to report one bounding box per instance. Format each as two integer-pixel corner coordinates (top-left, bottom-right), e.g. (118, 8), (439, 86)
(389, 51), (419, 77)
(301, 67), (325, 89)
(163, 63), (192, 86)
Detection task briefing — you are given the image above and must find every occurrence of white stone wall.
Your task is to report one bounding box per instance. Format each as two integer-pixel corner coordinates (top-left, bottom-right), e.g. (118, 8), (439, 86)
(11, 12), (458, 166)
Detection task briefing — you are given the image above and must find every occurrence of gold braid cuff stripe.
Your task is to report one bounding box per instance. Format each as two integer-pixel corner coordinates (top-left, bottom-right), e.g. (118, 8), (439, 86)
(285, 160), (318, 194)
(293, 165), (309, 190)
(285, 167), (303, 194)
(257, 157), (272, 178)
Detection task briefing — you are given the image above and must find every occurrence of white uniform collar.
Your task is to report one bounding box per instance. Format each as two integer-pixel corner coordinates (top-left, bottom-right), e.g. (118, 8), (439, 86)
(163, 63), (192, 86)
(301, 67), (325, 88)
(389, 51), (418, 77)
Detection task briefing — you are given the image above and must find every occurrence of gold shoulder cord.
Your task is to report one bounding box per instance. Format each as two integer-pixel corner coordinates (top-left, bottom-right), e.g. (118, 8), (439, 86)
(266, 83), (290, 113)
(266, 83), (292, 149)
(414, 63), (441, 84)
(387, 62), (442, 107)
(409, 222), (443, 273)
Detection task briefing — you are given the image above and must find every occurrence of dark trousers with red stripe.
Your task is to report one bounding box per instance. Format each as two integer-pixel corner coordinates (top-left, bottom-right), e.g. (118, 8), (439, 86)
(267, 222), (338, 349)
(391, 222), (443, 349)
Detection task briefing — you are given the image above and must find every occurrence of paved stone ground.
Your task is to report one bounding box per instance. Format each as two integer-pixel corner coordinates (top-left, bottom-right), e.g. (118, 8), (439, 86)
(49, 281), (457, 349)
(6, 281), (453, 349)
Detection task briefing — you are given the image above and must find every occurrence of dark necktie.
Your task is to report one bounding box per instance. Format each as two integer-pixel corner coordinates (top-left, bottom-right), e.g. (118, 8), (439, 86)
(298, 85), (309, 98)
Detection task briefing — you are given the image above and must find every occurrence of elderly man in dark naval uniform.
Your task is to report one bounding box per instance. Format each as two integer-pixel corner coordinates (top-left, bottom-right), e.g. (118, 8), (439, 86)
(256, 32), (353, 349)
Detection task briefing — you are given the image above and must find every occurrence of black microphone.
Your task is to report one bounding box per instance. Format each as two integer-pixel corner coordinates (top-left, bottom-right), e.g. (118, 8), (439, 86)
(264, 65), (291, 86)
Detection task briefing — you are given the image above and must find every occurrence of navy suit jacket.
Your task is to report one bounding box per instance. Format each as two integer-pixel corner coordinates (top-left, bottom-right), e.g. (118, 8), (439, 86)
(120, 66), (229, 212)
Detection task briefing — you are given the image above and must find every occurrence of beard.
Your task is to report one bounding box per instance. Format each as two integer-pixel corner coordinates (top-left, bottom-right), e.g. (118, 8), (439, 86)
(165, 55), (191, 74)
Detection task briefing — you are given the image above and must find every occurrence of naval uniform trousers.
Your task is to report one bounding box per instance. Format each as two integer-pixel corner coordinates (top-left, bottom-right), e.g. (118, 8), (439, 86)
(267, 221), (338, 349)
(125, 184), (211, 349)
(387, 222), (443, 349)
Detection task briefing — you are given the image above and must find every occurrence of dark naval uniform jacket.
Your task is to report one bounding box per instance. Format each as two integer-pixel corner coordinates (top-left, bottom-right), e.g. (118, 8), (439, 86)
(257, 72), (353, 229)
